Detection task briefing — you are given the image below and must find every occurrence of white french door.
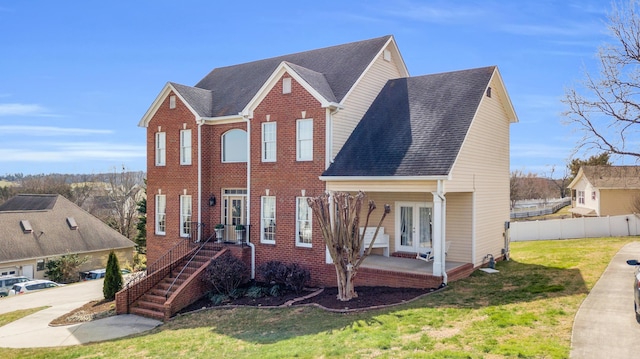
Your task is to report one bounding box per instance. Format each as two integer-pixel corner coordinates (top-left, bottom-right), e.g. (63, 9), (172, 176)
(396, 202), (432, 252)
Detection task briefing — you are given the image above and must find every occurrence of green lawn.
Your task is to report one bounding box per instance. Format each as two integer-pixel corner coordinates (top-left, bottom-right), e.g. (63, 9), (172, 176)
(4, 237), (637, 358)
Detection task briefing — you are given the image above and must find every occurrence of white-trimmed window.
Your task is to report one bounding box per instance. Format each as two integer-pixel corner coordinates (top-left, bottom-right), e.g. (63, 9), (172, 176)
(591, 191), (596, 200)
(180, 195), (192, 237)
(296, 119), (313, 161)
(155, 132), (166, 166)
(296, 197), (312, 247)
(222, 129), (247, 162)
(155, 194), (166, 235)
(262, 122), (276, 162)
(261, 196), (276, 243)
(578, 191), (585, 205)
(180, 129), (192, 165)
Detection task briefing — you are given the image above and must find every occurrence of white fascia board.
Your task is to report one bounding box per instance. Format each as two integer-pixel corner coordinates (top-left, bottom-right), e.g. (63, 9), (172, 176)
(319, 175), (450, 182)
(201, 114), (246, 125)
(339, 35), (409, 106)
(490, 67), (518, 123)
(567, 168), (585, 189)
(138, 83), (200, 127)
(242, 62), (333, 116)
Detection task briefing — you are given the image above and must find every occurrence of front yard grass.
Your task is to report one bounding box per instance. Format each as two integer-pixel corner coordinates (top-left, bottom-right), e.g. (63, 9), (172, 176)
(4, 236), (637, 358)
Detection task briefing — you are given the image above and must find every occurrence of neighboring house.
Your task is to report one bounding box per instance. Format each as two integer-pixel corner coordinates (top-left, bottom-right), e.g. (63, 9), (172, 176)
(138, 35), (517, 290)
(0, 194), (136, 280)
(568, 166), (640, 217)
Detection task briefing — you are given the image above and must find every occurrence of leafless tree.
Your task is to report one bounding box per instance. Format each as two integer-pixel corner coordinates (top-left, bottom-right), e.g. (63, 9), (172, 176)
(307, 191), (390, 301)
(101, 167), (144, 240)
(563, 1), (640, 160)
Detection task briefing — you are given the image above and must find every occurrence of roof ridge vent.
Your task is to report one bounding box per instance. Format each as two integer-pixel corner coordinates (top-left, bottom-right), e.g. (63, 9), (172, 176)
(66, 217), (78, 230)
(20, 220), (33, 233)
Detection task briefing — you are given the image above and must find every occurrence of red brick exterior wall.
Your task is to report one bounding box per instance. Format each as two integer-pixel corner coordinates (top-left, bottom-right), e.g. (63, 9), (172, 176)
(145, 92), (199, 265)
(249, 73), (337, 287)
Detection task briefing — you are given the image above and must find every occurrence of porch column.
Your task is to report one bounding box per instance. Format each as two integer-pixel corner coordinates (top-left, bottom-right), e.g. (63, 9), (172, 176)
(431, 181), (447, 283)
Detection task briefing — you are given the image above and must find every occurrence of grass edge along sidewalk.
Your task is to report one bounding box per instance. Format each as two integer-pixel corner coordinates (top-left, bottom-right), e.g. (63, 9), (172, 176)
(3, 236), (636, 359)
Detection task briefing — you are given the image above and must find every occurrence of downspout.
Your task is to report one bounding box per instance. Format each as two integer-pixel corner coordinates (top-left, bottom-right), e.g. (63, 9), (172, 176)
(245, 115), (255, 279)
(434, 179), (448, 285)
(197, 120), (203, 242)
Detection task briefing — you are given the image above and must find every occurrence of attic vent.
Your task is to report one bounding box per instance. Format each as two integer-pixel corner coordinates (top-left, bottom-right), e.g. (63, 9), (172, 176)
(20, 220), (32, 234)
(486, 87), (492, 98)
(66, 217), (78, 230)
(282, 78), (292, 94)
(383, 49), (391, 61)
(169, 95), (176, 109)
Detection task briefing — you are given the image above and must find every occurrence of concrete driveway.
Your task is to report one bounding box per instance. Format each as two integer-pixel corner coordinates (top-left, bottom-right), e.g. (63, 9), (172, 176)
(571, 241), (640, 357)
(0, 278), (161, 348)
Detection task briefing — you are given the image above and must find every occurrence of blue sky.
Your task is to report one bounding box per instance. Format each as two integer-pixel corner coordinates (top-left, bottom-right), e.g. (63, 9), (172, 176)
(0, 1), (618, 177)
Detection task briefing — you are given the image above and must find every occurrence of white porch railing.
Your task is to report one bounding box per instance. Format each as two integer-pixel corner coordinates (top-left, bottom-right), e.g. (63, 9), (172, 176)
(510, 214), (640, 241)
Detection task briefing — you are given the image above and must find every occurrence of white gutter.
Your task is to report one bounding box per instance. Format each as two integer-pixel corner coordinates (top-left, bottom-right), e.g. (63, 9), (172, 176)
(319, 175), (450, 182)
(197, 119), (203, 242)
(245, 115), (255, 279)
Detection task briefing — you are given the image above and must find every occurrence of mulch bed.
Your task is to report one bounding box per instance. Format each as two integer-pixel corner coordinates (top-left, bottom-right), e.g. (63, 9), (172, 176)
(180, 286), (437, 314)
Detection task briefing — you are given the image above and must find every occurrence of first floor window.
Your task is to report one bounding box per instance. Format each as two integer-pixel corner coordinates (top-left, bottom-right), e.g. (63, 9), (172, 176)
(261, 196), (276, 243)
(37, 259), (45, 271)
(578, 191), (585, 205)
(155, 194), (166, 235)
(591, 191), (596, 200)
(180, 195), (192, 237)
(296, 197), (312, 246)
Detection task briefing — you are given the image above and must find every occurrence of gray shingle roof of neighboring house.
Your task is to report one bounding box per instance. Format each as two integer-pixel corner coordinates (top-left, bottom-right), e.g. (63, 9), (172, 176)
(323, 66), (496, 177)
(580, 166), (640, 188)
(0, 194), (135, 262)
(173, 35), (392, 118)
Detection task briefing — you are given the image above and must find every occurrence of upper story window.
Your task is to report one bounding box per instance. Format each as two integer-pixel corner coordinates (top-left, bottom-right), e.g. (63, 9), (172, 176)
(578, 190), (585, 205)
(591, 191), (596, 200)
(155, 132), (166, 166)
(261, 196), (276, 243)
(222, 129), (247, 163)
(296, 197), (312, 247)
(169, 95), (176, 109)
(180, 129), (192, 165)
(155, 194), (166, 235)
(296, 119), (313, 161)
(262, 122), (276, 162)
(180, 195), (192, 237)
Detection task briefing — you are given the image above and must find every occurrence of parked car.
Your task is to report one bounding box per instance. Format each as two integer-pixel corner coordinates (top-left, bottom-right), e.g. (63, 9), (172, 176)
(0, 275), (30, 297)
(8, 280), (62, 295)
(626, 259), (640, 323)
(80, 268), (131, 281)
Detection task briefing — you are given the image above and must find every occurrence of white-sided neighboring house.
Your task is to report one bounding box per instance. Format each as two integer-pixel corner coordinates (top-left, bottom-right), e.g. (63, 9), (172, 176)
(0, 194), (136, 280)
(568, 166), (640, 217)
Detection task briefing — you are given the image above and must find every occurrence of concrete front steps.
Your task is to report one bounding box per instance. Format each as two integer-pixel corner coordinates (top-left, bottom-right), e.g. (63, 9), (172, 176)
(129, 243), (221, 321)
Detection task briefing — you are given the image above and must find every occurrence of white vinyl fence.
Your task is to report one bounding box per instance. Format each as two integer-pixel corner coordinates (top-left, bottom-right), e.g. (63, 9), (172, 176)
(510, 214), (640, 241)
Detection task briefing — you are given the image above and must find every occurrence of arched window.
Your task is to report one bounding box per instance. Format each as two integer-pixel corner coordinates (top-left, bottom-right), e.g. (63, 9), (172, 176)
(222, 129), (247, 162)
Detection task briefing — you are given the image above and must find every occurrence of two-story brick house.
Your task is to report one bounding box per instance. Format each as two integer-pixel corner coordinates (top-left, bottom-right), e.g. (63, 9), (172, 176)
(127, 35), (517, 320)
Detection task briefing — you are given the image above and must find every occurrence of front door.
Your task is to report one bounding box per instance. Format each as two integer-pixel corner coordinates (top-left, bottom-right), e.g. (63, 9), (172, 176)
(223, 194), (245, 241)
(396, 202), (432, 253)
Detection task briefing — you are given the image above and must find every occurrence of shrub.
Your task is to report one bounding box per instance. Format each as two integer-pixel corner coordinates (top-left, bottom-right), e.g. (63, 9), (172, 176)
(45, 253), (89, 283)
(258, 261), (311, 294)
(103, 251), (123, 300)
(258, 261), (288, 285)
(205, 252), (249, 296)
(246, 285), (268, 299)
(286, 263), (311, 294)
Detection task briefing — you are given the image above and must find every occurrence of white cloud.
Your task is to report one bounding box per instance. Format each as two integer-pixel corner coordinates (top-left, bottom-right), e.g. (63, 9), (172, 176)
(0, 103), (53, 117)
(0, 125), (112, 136)
(0, 142), (145, 163)
(511, 143), (573, 160)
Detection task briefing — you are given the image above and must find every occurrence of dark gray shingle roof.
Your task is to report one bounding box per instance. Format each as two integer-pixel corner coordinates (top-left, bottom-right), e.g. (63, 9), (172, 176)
(190, 35), (391, 117)
(169, 82), (213, 117)
(323, 66), (496, 177)
(0, 194), (135, 262)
